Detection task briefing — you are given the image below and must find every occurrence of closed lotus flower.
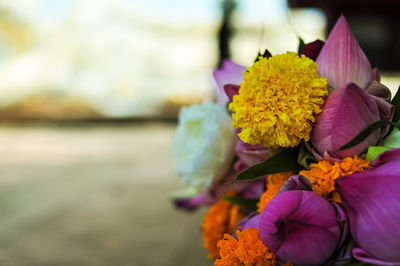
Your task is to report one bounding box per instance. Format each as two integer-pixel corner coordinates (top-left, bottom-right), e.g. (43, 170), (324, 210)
(259, 190), (346, 265)
(311, 83), (393, 160)
(310, 15), (394, 160)
(336, 148), (400, 265)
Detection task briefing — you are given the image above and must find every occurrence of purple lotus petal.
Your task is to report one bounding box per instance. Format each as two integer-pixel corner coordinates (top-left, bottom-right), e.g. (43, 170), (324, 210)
(259, 190), (342, 265)
(353, 248), (400, 266)
(304, 142), (342, 162)
(223, 84), (240, 102)
(336, 148), (400, 263)
(174, 173), (266, 210)
(232, 213), (260, 239)
(316, 15), (373, 90)
(240, 180), (265, 198)
(373, 95), (395, 122)
(233, 159), (248, 173)
(278, 175), (312, 193)
(235, 136), (275, 166)
(213, 60), (246, 105)
(311, 83), (391, 159)
(173, 190), (215, 211)
(243, 213), (260, 230)
(301, 39), (324, 60)
(237, 213), (260, 230)
(331, 202), (349, 249)
(369, 147), (400, 173)
(372, 67), (381, 82)
(365, 80), (392, 102)
(326, 238), (354, 265)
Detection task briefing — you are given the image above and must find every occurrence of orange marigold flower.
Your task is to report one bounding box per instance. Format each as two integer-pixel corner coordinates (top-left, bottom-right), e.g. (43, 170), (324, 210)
(215, 227), (276, 266)
(257, 172), (293, 213)
(300, 155), (369, 204)
(203, 196), (246, 260)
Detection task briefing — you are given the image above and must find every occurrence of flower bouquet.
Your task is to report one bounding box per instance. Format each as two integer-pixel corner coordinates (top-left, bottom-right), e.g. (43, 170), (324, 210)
(172, 15), (400, 266)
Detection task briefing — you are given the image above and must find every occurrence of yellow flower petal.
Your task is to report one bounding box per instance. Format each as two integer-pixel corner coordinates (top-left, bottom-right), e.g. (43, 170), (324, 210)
(229, 52), (328, 148)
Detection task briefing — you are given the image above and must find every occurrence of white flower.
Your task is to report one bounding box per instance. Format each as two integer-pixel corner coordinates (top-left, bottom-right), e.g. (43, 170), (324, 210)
(172, 101), (236, 190)
(384, 128), (400, 148)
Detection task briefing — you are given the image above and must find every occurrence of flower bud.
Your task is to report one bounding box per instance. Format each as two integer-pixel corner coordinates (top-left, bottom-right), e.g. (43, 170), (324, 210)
(259, 190), (343, 265)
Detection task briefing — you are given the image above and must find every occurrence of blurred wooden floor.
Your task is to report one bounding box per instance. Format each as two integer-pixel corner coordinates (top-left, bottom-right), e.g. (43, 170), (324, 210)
(0, 123), (212, 266)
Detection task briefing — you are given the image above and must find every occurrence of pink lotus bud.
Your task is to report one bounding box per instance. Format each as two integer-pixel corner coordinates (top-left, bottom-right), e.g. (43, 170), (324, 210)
(259, 190), (345, 265)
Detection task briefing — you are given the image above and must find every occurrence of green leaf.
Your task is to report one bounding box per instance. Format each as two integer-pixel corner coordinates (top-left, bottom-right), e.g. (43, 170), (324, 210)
(338, 120), (391, 151)
(388, 85), (400, 135)
(224, 196), (259, 212)
(298, 36), (305, 54)
(366, 146), (391, 162)
(254, 49), (272, 63)
(236, 148), (301, 181)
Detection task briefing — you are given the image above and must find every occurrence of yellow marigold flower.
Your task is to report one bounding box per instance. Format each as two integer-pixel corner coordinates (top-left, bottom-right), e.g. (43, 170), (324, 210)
(203, 195), (246, 260)
(300, 155), (369, 204)
(257, 172), (293, 213)
(229, 52), (328, 148)
(215, 227), (276, 266)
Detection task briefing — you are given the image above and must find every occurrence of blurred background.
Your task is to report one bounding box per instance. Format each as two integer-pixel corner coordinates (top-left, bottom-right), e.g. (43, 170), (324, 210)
(0, 0), (398, 265)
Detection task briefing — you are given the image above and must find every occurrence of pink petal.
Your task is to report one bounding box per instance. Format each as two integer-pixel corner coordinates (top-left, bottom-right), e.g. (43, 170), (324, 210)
(232, 213), (260, 238)
(223, 84), (240, 102)
(372, 94), (394, 132)
(316, 15), (373, 90)
(336, 148), (400, 263)
(311, 83), (385, 159)
(174, 172), (265, 210)
(368, 147), (400, 176)
(213, 60), (246, 105)
(277, 175), (312, 193)
(235, 136), (275, 166)
(259, 191), (341, 265)
(372, 67), (381, 82)
(237, 213), (260, 230)
(353, 248), (400, 265)
(365, 81), (392, 102)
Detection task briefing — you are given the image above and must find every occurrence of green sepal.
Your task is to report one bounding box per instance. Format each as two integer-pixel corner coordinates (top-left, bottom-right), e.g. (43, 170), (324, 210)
(366, 146), (391, 162)
(297, 36), (305, 55)
(236, 147), (301, 181)
(254, 49), (272, 63)
(223, 196), (259, 212)
(297, 142), (317, 169)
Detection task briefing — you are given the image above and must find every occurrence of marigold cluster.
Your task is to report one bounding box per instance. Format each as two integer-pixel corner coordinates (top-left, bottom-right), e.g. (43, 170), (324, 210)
(257, 172), (293, 213)
(229, 52), (328, 148)
(215, 227), (276, 266)
(203, 196), (245, 260)
(300, 155), (369, 204)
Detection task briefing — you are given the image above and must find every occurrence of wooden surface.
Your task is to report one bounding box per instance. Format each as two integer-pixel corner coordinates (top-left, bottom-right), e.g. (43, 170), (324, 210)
(0, 123), (212, 266)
